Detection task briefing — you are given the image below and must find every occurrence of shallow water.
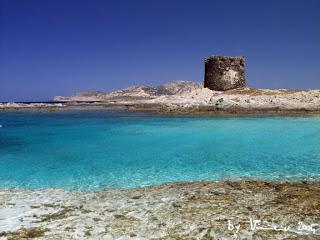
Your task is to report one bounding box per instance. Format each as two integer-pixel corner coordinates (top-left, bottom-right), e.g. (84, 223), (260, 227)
(0, 110), (319, 190)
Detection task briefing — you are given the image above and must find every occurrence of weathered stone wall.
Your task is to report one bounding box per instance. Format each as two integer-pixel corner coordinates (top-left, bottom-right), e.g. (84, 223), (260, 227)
(204, 56), (245, 91)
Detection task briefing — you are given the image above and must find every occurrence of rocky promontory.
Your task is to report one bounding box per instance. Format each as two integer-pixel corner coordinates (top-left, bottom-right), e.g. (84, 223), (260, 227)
(1, 80), (320, 114)
(52, 80), (320, 114)
(2, 55), (320, 114)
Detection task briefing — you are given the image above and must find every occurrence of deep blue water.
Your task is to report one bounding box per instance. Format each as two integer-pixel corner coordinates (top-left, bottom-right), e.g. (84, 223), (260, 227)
(0, 110), (319, 190)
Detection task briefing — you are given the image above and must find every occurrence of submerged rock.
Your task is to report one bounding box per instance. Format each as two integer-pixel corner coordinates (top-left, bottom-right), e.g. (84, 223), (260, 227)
(0, 181), (319, 239)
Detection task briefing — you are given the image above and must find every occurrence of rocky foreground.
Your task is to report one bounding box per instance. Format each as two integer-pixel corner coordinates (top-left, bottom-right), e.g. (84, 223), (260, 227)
(0, 181), (319, 239)
(2, 81), (320, 114)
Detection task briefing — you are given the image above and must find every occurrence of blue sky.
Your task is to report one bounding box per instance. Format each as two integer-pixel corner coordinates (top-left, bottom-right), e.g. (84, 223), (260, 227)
(1, 0), (320, 101)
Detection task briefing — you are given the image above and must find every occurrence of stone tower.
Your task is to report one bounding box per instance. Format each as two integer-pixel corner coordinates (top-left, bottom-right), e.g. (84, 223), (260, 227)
(204, 56), (245, 91)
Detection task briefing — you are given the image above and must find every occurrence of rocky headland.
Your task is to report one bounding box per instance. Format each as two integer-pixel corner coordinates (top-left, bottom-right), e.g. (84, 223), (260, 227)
(52, 80), (320, 115)
(1, 81), (319, 115)
(2, 55), (320, 115)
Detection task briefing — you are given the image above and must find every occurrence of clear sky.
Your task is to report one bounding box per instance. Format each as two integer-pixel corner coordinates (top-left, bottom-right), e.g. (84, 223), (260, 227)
(1, 0), (320, 102)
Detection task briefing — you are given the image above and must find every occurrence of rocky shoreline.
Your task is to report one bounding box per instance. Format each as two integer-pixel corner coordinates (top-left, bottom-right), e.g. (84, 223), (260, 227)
(2, 81), (320, 115)
(0, 180), (319, 239)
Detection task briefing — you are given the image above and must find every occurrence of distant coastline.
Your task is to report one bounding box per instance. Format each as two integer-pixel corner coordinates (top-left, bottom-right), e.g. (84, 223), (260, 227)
(1, 81), (320, 115)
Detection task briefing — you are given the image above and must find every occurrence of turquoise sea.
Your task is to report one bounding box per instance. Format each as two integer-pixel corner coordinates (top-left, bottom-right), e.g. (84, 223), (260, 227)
(0, 110), (319, 190)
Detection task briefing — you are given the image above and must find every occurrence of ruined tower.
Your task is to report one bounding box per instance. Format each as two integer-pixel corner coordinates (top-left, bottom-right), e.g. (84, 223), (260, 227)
(204, 56), (245, 91)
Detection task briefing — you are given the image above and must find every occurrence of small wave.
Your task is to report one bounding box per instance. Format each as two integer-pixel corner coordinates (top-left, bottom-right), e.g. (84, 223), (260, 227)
(0, 125), (2, 128)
